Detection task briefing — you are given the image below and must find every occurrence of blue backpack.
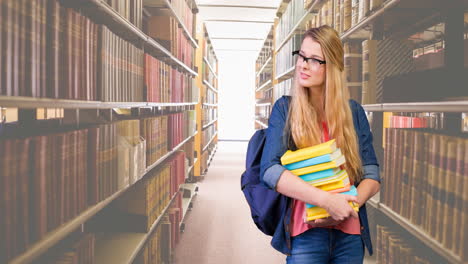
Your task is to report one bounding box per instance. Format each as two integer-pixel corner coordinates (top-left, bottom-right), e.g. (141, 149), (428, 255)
(240, 128), (289, 236)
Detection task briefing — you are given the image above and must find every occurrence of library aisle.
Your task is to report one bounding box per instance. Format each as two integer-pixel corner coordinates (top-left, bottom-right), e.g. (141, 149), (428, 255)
(173, 141), (284, 263)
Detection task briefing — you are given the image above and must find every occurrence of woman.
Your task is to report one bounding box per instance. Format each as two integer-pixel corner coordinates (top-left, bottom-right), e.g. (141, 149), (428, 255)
(260, 25), (381, 263)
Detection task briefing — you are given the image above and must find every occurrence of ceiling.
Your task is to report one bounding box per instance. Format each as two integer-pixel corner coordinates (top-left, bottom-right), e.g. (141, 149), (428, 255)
(195, 0), (281, 56)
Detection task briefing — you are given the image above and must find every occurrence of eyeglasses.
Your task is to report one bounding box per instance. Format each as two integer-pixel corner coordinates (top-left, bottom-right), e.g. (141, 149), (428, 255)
(292, 50), (326, 67)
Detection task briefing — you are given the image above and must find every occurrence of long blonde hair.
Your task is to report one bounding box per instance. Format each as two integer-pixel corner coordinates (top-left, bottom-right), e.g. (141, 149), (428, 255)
(285, 25), (363, 183)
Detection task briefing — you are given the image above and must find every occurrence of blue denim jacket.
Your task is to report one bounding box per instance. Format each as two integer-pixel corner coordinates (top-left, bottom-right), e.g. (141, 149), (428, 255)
(259, 95), (380, 255)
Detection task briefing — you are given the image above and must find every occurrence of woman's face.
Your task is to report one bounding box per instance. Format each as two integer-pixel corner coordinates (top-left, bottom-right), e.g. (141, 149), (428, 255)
(295, 37), (326, 90)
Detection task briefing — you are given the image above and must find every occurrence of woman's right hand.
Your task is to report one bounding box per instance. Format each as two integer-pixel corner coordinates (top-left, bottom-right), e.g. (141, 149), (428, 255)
(322, 193), (359, 221)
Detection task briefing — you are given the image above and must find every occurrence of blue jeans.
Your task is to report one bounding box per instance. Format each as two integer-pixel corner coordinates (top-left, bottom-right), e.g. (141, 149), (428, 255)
(286, 228), (364, 264)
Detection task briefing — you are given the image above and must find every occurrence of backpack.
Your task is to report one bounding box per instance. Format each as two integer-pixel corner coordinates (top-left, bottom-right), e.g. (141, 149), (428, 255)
(240, 128), (289, 236)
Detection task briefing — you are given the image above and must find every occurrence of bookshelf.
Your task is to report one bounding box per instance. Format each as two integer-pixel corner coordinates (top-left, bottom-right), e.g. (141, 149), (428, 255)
(194, 22), (219, 179)
(260, 0), (468, 263)
(0, 0), (211, 263)
(255, 26), (274, 130)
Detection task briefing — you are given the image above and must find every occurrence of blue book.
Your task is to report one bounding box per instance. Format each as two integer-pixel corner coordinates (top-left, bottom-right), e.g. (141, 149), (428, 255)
(284, 149), (342, 170)
(306, 185), (358, 208)
(299, 168), (341, 182)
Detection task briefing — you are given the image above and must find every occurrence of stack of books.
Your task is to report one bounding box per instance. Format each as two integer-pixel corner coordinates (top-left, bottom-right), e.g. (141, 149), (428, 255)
(280, 139), (359, 221)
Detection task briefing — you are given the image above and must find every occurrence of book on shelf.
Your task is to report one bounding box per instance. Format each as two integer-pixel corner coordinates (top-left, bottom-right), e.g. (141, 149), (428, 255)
(377, 225), (434, 264)
(105, 0), (143, 29)
(382, 128), (468, 261)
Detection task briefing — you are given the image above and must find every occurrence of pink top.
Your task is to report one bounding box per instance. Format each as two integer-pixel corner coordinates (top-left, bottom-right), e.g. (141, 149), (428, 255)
(290, 122), (361, 237)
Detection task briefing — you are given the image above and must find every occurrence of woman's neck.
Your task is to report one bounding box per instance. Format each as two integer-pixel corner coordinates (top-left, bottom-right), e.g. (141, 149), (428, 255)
(309, 87), (325, 121)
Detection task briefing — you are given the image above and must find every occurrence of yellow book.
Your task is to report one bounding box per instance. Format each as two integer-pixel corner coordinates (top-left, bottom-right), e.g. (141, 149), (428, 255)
(309, 170), (350, 191)
(290, 155), (346, 176)
(281, 139), (337, 165)
(305, 202), (359, 221)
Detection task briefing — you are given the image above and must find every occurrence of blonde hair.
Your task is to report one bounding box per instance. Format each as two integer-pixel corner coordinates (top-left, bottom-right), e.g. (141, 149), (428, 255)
(285, 25), (363, 183)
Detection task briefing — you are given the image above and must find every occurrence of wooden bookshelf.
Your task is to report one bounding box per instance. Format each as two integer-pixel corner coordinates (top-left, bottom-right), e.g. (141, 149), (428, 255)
(0, 0), (205, 262)
(275, 66), (294, 82)
(202, 119), (218, 130)
(194, 22), (218, 179)
(203, 57), (219, 79)
(362, 101), (468, 113)
(203, 80), (218, 93)
(202, 131), (218, 152)
(7, 131), (197, 264)
(256, 57), (273, 77)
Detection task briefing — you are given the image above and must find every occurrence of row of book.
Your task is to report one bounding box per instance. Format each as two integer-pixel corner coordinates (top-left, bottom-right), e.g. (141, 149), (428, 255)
(0, 112), (196, 262)
(147, 15), (194, 69)
(203, 86), (217, 105)
(114, 151), (186, 233)
(202, 109), (217, 128)
(135, 191), (185, 264)
(256, 86), (273, 101)
(281, 139), (359, 221)
(203, 34), (218, 71)
(257, 72), (273, 89)
(382, 128), (467, 261)
(167, 0), (195, 37)
(413, 37), (468, 71)
(203, 60), (217, 88)
(145, 54), (197, 103)
(167, 111), (196, 150)
(275, 0), (306, 48)
(105, 0), (143, 29)
(34, 232), (96, 264)
(376, 225), (433, 264)
(255, 26), (273, 73)
(201, 141), (217, 174)
(202, 125), (217, 150)
(304, 0), (384, 36)
(0, 0), (195, 102)
(274, 78), (292, 102)
(275, 33), (302, 79)
(100, 25), (145, 102)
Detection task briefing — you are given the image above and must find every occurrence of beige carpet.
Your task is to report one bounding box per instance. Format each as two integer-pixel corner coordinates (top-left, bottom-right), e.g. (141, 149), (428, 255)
(173, 141), (285, 264)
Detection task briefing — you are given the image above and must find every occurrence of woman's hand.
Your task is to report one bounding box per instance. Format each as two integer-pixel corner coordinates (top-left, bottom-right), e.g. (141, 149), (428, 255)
(305, 217), (343, 227)
(322, 193), (359, 221)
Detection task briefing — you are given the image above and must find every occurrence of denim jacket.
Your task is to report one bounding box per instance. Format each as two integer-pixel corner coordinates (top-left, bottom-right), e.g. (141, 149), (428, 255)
(259, 95), (380, 255)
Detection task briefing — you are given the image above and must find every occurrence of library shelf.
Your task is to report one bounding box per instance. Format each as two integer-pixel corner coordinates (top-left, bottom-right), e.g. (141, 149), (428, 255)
(0, 96), (199, 109)
(205, 145), (217, 168)
(275, 66), (295, 82)
(202, 131), (218, 152)
(256, 80), (273, 92)
(203, 57), (219, 79)
(362, 101), (468, 112)
(94, 190), (180, 264)
(274, 0), (327, 53)
(255, 120), (268, 129)
(8, 131), (197, 264)
(179, 183), (198, 230)
(144, 0), (199, 48)
(67, 0), (197, 76)
(378, 203), (462, 264)
(203, 80), (218, 94)
(202, 103), (218, 108)
(256, 57), (273, 77)
(202, 119), (218, 130)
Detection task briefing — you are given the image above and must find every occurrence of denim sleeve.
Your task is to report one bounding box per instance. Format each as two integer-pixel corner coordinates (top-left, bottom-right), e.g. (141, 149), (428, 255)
(355, 102), (381, 183)
(260, 97), (288, 190)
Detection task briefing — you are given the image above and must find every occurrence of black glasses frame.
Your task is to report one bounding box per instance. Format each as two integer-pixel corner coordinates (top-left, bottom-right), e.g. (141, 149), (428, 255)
(292, 50), (326, 65)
